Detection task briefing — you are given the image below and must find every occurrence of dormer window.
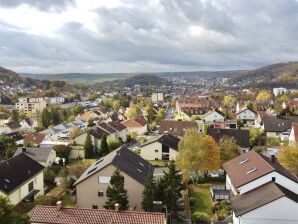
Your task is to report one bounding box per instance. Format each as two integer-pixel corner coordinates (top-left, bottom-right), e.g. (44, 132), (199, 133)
(247, 167), (257, 174)
(239, 158), (248, 164)
(139, 162), (144, 166)
(137, 169), (142, 173)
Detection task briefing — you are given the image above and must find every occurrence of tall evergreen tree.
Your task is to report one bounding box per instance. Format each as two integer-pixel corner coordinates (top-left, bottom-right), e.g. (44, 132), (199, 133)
(142, 170), (155, 211)
(84, 132), (94, 158)
(50, 107), (60, 125)
(10, 109), (19, 122)
(104, 169), (129, 210)
(41, 108), (51, 128)
(100, 134), (109, 156)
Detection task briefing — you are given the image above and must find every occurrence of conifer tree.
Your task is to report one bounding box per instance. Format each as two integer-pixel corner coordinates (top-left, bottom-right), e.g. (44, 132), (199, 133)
(142, 170), (155, 211)
(104, 169), (129, 210)
(100, 134), (109, 156)
(84, 132), (94, 158)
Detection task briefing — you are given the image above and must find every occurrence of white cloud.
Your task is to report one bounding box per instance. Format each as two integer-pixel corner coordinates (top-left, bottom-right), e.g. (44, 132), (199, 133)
(0, 0), (298, 73)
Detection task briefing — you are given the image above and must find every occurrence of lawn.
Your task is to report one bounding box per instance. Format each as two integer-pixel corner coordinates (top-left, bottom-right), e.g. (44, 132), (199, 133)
(148, 160), (168, 167)
(188, 184), (213, 218)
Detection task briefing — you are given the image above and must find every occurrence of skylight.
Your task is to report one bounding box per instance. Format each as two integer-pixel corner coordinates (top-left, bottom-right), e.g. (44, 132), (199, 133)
(139, 162), (144, 166)
(88, 167), (97, 174)
(96, 158), (104, 165)
(239, 158), (248, 164)
(137, 169), (142, 173)
(247, 167), (257, 174)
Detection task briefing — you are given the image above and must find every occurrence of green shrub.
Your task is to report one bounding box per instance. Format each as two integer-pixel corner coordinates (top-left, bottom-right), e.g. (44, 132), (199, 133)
(189, 197), (196, 207)
(193, 211), (210, 222)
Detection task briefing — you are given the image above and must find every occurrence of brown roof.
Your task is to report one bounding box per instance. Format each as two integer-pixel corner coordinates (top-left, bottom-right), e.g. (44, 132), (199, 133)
(158, 120), (197, 136)
(30, 206), (165, 224)
(223, 150), (298, 188)
(6, 121), (21, 129)
(122, 117), (148, 128)
(231, 181), (298, 216)
(24, 133), (46, 145)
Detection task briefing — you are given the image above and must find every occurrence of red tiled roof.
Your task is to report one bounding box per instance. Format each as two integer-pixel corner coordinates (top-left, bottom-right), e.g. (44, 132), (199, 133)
(122, 117), (148, 128)
(30, 206), (165, 224)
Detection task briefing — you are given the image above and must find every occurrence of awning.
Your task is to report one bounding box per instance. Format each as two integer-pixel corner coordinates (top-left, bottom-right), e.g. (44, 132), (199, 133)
(22, 189), (40, 202)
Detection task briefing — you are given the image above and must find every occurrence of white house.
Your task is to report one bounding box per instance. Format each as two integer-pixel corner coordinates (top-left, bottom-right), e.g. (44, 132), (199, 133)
(14, 147), (56, 167)
(20, 118), (38, 132)
(273, 87), (287, 97)
(236, 108), (256, 126)
(289, 122), (298, 145)
(0, 153), (44, 205)
(140, 134), (180, 161)
(121, 117), (148, 135)
(202, 109), (225, 123)
(0, 121), (21, 134)
(223, 150), (298, 224)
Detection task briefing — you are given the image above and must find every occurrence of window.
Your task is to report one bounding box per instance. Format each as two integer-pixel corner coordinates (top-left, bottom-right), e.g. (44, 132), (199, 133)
(239, 158), (248, 164)
(28, 181), (34, 192)
(99, 176), (111, 184)
(98, 191), (104, 197)
(247, 167), (257, 174)
(272, 177), (276, 182)
(155, 150), (158, 153)
(92, 205), (98, 209)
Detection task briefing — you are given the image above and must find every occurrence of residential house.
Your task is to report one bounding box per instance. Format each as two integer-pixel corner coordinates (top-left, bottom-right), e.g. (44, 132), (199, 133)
(207, 128), (250, 152)
(74, 128), (108, 152)
(0, 153), (44, 205)
(24, 133), (48, 146)
(74, 146), (153, 210)
(158, 120), (199, 137)
(121, 117), (148, 135)
(223, 150), (298, 224)
(14, 147), (56, 167)
(202, 109), (225, 123)
(29, 204), (166, 224)
(0, 121), (21, 134)
(140, 134), (180, 161)
(5, 132), (24, 145)
(236, 108), (256, 126)
(273, 87), (287, 96)
(20, 117), (38, 132)
(289, 122), (298, 145)
(262, 115), (298, 140)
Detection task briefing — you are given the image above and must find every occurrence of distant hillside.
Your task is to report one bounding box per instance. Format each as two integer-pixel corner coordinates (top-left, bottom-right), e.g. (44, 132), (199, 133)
(0, 66), (21, 82)
(230, 61), (298, 82)
(101, 74), (168, 87)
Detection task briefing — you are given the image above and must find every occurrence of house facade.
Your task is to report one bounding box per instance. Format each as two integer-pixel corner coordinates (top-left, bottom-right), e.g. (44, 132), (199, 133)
(74, 146), (153, 211)
(140, 134), (180, 161)
(236, 108), (256, 126)
(0, 153), (44, 205)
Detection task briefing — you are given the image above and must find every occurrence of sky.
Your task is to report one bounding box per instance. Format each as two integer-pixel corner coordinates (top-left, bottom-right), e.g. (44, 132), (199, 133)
(0, 0), (298, 74)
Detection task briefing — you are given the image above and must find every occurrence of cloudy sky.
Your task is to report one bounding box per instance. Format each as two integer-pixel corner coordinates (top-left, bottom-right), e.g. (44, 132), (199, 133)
(0, 0), (298, 74)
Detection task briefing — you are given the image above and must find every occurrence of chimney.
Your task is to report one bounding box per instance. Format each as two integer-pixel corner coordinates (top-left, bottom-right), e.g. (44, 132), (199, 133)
(22, 147), (26, 153)
(270, 154), (276, 163)
(56, 201), (62, 210)
(115, 203), (119, 212)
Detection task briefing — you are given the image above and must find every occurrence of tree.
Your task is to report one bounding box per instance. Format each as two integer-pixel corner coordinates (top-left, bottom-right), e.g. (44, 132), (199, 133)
(100, 134), (109, 156)
(68, 163), (87, 179)
(41, 108), (51, 128)
(108, 139), (122, 151)
(223, 96), (236, 107)
(219, 136), (239, 163)
(53, 145), (72, 164)
(0, 136), (17, 159)
(73, 105), (84, 116)
(142, 170), (155, 211)
(84, 132), (94, 158)
(0, 196), (29, 224)
(156, 161), (183, 221)
(50, 107), (60, 125)
(10, 109), (19, 122)
(176, 129), (206, 183)
(87, 118), (95, 127)
(155, 108), (165, 123)
(113, 100), (120, 112)
(278, 144), (298, 175)
(104, 169), (129, 210)
(200, 136), (220, 175)
(44, 167), (56, 187)
(69, 126), (81, 139)
(125, 105), (141, 119)
(256, 90), (272, 101)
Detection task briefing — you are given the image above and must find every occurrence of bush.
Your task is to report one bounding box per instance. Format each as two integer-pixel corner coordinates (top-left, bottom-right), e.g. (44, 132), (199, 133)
(193, 211), (210, 222)
(189, 197), (196, 207)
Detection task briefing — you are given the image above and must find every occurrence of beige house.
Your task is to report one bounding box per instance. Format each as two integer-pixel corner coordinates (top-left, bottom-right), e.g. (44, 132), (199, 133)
(0, 153), (44, 205)
(140, 134), (180, 161)
(16, 97), (47, 115)
(74, 146), (153, 211)
(121, 117), (148, 135)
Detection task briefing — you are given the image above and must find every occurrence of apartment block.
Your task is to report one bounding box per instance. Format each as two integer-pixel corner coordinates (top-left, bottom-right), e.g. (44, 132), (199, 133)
(16, 97), (47, 115)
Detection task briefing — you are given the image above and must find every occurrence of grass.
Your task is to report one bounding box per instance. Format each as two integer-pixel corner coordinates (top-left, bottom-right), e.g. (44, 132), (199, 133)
(189, 184), (213, 218)
(62, 193), (75, 208)
(148, 160), (168, 167)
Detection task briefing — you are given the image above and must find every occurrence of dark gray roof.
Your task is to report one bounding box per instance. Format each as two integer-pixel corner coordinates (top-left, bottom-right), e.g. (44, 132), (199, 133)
(74, 146), (153, 186)
(231, 181), (298, 216)
(141, 134), (180, 151)
(208, 128), (250, 148)
(14, 147), (54, 164)
(262, 115), (298, 132)
(0, 154), (44, 194)
(107, 121), (126, 132)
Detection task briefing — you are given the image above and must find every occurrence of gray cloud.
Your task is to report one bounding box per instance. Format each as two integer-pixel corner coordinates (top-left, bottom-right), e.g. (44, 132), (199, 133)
(0, 0), (75, 11)
(1, 0), (298, 73)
